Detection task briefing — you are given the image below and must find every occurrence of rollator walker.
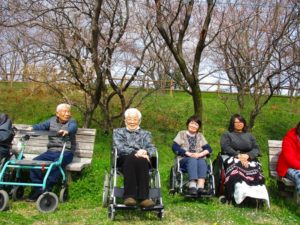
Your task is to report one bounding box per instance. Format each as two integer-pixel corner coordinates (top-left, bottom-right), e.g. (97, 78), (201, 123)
(0, 130), (68, 213)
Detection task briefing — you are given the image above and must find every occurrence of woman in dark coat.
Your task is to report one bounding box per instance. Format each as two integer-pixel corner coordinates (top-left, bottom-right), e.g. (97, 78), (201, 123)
(220, 114), (269, 206)
(0, 113), (14, 162)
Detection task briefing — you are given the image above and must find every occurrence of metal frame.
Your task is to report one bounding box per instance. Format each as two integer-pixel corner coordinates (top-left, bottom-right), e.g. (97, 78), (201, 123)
(104, 147), (164, 220)
(0, 131), (68, 213)
(0, 134), (67, 191)
(169, 156), (216, 197)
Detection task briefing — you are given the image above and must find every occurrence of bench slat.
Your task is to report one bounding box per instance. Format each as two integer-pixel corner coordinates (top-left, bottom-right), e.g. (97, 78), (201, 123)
(268, 139), (295, 187)
(17, 143), (95, 152)
(268, 140), (283, 147)
(12, 124), (96, 172)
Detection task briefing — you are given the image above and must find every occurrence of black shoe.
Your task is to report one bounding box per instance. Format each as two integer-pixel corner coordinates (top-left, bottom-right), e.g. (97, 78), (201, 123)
(27, 189), (43, 202)
(188, 187), (197, 195)
(197, 188), (207, 195)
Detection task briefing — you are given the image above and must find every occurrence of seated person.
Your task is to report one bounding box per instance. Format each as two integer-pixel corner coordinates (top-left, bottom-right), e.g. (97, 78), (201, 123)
(0, 113), (15, 162)
(220, 114), (269, 206)
(113, 108), (156, 208)
(172, 115), (212, 195)
(277, 122), (300, 194)
(28, 103), (77, 201)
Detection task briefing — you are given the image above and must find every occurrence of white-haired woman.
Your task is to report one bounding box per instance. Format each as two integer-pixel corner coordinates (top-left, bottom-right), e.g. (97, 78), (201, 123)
(113, 108), (157, 208)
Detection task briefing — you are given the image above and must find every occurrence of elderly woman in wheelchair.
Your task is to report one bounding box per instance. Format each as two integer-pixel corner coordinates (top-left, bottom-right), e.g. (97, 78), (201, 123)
(170, 115), (214, 196)
(103, 108), (164, 219)
(112, 108), (158, 208)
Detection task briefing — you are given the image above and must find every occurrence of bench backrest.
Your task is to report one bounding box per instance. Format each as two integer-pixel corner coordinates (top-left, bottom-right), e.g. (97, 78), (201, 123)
(268, 140), (282, 179)
(12, 124), (96, 171)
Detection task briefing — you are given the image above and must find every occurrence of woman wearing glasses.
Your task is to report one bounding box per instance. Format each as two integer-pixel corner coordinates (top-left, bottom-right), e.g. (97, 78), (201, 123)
(220, 114), (269, 206)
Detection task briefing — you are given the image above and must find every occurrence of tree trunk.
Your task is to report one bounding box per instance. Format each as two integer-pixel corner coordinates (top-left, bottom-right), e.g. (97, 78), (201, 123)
(191, 85), (203, 119)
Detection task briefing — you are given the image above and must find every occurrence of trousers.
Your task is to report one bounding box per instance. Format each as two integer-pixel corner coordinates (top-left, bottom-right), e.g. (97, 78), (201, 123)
(180, 157), (207, 180)
(286, 168), (300, 194)
(118, 152), (150, 200)
(30, 150), (73, 190)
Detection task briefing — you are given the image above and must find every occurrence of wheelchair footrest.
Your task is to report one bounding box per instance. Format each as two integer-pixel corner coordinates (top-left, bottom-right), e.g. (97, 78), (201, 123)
(113, 187), (161, 198)
(112, 204), (164, 211)
(12, 159), (53, 166)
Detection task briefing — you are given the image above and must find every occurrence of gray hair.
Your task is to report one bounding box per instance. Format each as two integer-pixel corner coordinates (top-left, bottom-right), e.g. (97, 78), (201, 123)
(56, 103), (71, 112)
(124, 108), (142, 120)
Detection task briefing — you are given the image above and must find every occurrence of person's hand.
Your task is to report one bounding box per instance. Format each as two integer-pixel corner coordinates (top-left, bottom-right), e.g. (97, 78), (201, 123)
(185, 151), (192, 157)
(185, 152), (200, 158)
(134, 149), (147, 157)
(238, 154), (249, 168)
(58, 129), (69, 136)
(138, 153), (150, 162)
(192, 152), (202, 159)
(135, 149), (150, 162)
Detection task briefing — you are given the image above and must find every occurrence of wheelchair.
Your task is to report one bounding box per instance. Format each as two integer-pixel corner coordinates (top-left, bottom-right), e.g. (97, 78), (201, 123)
(0, 130), (69, 213)
(212, 153), (227, 198)
(212, 153), (269, 208)
(169, 155), (215, 198)
(0, 149), (20, 211)
(102, 147), (164, 220)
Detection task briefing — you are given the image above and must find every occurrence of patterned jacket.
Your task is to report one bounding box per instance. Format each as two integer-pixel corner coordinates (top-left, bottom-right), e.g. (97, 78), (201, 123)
(113, 127), (157, 157)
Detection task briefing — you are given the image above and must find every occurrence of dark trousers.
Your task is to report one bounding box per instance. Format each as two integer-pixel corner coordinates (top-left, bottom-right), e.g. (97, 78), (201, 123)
(30, 150), (73, 190)
(0, 148), (9, 164)
(118, 152), (150, 200)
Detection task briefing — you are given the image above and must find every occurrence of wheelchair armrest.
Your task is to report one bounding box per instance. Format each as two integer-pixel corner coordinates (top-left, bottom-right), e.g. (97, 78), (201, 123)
(150, 156), (157, 169)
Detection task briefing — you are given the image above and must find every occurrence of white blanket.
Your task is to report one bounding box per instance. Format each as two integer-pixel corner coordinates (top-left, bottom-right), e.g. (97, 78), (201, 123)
(234, 181), (270, 208)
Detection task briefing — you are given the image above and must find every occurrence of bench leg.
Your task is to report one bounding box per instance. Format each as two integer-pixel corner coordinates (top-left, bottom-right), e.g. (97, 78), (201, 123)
(293, 190), (300, 205)
(67, 171), (73, 184)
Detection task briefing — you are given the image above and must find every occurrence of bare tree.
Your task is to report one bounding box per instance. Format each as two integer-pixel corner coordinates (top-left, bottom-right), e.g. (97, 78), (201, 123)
(152, 0), (221, 119)
(3, 0), (158, 132)
(210, 0), (299, 129)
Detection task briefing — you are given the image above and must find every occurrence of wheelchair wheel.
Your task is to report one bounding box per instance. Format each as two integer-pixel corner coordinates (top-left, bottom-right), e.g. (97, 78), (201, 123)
(157, 209), (164, 219)
(108, 204), (115, 220)
(102, 171), (110, 207)
(11, 186), (24, 201)
(168, 167), (176, 194)
(213, 155), (225, 197)
(0, 190), (9, 211)
(219, 195), (227, 204)
(59, 187), (68, 202)
(36, 192), (58, 213)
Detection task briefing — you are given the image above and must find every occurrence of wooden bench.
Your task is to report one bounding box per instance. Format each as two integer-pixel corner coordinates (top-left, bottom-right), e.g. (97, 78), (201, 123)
(268, 140), (299, 204)
(11, 124), (96, 177)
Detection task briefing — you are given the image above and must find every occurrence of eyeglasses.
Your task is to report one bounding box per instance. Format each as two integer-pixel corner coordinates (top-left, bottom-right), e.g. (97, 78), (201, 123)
(234, 121), (243, 124)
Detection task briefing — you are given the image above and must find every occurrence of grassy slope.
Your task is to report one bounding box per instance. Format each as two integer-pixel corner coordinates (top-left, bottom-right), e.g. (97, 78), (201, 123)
(0, 83), (299, 225)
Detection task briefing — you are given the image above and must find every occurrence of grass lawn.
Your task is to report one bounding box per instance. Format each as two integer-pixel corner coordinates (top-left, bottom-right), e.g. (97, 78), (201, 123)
(0, 83), (299, 224)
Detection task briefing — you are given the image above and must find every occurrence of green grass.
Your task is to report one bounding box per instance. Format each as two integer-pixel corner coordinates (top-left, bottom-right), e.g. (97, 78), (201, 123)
(0, 83), (299, 225)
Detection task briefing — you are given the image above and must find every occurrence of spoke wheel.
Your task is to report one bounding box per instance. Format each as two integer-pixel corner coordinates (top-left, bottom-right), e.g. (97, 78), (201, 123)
(108, 204), (115, 220)
(102, 172), (110, 207)
(157, 209), (164, 220)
